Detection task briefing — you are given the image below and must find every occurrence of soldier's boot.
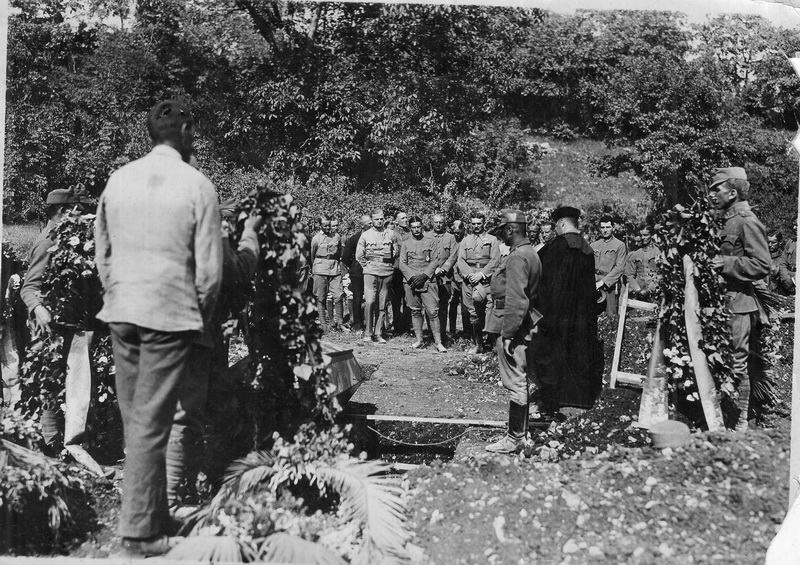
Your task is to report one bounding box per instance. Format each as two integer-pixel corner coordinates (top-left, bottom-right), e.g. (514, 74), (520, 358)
(410, 311), (424, 349)
(334, 299), (347, 331)
(486, 401), (529, 454)
(318, 307), (329, 333)
(735, 376), (751, 432)
(430, 316), (447, 353)
(468, 322), (480, 354)
(327, 297), (335, 329)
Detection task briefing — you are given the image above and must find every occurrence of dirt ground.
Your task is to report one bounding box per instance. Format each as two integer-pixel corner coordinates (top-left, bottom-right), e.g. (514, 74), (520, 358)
(25, 308), (796, 563)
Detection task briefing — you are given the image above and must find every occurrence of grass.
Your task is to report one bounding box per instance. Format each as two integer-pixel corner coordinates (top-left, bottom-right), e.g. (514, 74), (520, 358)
(3, 222), (41, 261)
(530, 136), (652, 221)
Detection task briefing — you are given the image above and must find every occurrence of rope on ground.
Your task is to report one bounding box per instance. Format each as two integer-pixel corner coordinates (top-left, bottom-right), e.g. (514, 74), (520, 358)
(367, 425), (473, 447)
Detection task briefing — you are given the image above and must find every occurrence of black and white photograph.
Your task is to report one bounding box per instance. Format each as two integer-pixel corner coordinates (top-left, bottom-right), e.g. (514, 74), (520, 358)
(2, 0), (800, 562)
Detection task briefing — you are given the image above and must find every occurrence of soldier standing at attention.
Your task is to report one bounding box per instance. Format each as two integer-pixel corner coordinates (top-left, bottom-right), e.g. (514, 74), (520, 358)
(357, 208), (401, 344)
(391, 211), (412, 335)
(457, 212), (500, 354)
(431, 214), (459, 345)
(484, 210), (541, 453)
(708, 167), (771, 432)
(449, 219), (468, 339)
(591, 215), (627, 317)
(342, 215), (372, 332)
(400, 216), (447, 352)
(310, 216), (344, 332)
(624, 224), (660, 300)
(778, 233), (796, 296)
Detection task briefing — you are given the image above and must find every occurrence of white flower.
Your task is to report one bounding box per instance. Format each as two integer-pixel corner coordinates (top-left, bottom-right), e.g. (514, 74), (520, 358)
(68, 236), (80, 246)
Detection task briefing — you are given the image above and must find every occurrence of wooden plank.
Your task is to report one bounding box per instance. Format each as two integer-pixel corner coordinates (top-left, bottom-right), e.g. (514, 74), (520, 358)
(341, 413), (552, 429)
(609, 285), (630, 389)
(615, 371), (645, 386)
(627, 298), (658, 311)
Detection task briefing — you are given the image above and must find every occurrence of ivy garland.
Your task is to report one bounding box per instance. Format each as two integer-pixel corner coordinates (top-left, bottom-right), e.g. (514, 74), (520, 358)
(653, 199), (737, 403)
(240, 186), (339, 431)
(17, 212), (116, 421)
(653, 198), (779, 420)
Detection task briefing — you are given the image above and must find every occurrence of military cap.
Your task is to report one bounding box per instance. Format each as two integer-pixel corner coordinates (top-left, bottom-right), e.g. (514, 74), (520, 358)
(46, 186), (87, 205)
(219, 198), (239, 220)
(472, 283), (487, 304)
(551, 206), (582, 222)
(709, 167), (747, 189)
(496, 209), (527, 228)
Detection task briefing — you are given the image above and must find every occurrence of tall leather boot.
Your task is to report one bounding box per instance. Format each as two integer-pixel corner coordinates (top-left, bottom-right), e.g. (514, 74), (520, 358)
(486, 401), (528, 453)
(410, 311), (424, 349)
(430, 316), (447, 353)
(334, 298), (346, 330)
(468, 322), (480, 354)
(318, 306), (328, 333)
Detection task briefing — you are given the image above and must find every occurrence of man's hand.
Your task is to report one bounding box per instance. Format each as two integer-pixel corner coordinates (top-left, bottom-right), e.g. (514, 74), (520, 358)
(467, 272), (483, 285)
(244, 213), (265, 233)
(711, 255), (725, 271)
(407, 275), (420, 288)
(32, 305), (52, 335)
(414, 273), (429, 289)
(435, 267), (445, 277)
(503, 337), (513, 357)
(595, 280), (605, 290)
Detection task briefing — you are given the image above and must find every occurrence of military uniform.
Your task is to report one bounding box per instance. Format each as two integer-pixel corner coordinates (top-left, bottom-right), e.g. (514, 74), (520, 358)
(400, 233), (445, 349)
(778, 239), (796, 295)
(456, 232), (500, 349)
(391, 227), (412, 333)
(432, 230), (458, 340)
(591, 235), (627, 316)
(624, 244), (660, 298)
(717, 200), (770, 427)
(310, 232), (344, 330)
(484, 211), (542, 454)
(356, 228), (401, 339)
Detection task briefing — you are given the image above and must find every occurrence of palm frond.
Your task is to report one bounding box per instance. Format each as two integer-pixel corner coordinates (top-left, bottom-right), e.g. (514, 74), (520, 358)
(259, 532), (348, 565)
(166, 535), (244, 562)
(314, 458), (411, 560)
(223, 449), (277, 493)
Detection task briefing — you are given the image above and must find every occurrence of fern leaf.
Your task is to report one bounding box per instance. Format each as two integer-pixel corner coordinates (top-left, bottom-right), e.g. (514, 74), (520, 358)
(260, 532), (348, 565)
(166, 535), (244, 562)
(222, 449), (277, 493)
(314, 458), (411, 560)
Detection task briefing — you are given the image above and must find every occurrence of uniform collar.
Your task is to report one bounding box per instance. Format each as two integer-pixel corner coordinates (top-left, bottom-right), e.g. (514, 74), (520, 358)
(509, 239), (530, 252)
(722, 200), (750, 220)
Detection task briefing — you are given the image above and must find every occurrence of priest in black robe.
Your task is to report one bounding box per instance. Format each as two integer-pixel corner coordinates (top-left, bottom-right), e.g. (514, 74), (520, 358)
(532, 206), (604, 411)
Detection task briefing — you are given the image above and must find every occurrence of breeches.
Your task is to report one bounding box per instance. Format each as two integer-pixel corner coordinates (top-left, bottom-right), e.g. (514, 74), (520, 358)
(461, 282), (488, 324)
(495, 334), (536, 406)
(404, 281), (440, 317)
(313, 274), (344, 305)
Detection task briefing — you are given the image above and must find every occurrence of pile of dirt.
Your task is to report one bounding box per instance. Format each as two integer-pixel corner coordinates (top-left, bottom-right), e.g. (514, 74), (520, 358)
(408, 425), (789, 564)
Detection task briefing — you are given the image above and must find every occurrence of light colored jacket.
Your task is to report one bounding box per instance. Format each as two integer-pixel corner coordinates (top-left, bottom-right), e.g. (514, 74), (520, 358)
(356, 228), (400, 277)
(95, 145), (223, 333)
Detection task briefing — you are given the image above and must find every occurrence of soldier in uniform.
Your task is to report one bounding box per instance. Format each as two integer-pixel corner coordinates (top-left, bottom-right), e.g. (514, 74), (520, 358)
(342, 215), (372, 332)
(356, 208), (401, 343)
(457, 212), (500, 354)
(707, 167), (771, 431)
(310, 216), (344, 332)
(624, 224), (660, 300)
(591, 214), (628, 317)
(448, 219), (468, 339)
(432, 214), (459, 345)
(778, 234), (796, 296)
(390, 212), (412, 334)
(484, 210), (541, 453)
(400, 216), (447, 353)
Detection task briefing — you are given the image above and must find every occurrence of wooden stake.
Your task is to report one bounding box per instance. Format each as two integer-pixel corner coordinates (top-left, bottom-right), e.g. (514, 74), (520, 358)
(683, 255), (725, 431)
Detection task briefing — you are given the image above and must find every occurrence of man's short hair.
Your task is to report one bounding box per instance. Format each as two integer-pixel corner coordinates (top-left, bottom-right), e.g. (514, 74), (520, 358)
(560, 216), (578, 229)
(598, 215), (614, 226)
(147, 100), (194, 144)
(371, 208), (384, 217)
(319, 215), (331, 224)
(725, 178), (750, 199)
(541, 221), (554, 229)
(409, 215), (423, 226)
(471, 212), (486, 221)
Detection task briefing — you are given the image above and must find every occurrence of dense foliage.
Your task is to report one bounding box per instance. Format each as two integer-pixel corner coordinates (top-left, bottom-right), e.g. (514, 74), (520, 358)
(6, 2), (799, 235)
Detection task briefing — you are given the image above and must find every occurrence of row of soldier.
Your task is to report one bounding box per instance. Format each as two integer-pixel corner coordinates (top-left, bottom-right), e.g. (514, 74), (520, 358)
(307, 209), (666, 351)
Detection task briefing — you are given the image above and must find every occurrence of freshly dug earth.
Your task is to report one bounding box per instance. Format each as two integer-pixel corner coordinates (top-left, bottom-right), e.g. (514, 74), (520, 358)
(21, 313), (795, 562)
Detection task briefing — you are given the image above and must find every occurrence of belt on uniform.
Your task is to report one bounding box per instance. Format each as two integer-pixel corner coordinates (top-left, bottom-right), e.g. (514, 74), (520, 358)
(467, 260), (489, 268)
(316, 255), (332, 259)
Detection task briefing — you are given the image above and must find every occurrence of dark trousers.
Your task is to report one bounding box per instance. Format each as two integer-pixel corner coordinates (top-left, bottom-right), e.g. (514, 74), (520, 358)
(110, 322), (193, 539)
(390, 268), (409, 333)
(350, 275), (365, 330)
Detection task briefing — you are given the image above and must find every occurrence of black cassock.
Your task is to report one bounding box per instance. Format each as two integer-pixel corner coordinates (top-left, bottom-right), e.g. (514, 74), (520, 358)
(532, 232), (604, 409)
